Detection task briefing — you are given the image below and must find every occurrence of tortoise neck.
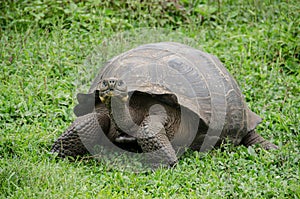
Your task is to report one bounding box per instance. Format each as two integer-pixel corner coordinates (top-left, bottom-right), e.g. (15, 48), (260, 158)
(109, 96), (136, 133)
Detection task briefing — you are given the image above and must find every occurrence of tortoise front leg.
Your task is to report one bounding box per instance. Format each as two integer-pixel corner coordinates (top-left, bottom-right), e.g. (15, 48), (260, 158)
(51, 111), (111, 158)
(136, 114), (177, 167)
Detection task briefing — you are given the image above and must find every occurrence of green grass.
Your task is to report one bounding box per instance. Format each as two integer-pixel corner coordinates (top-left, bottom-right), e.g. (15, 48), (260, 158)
(1, 0), (299, 198)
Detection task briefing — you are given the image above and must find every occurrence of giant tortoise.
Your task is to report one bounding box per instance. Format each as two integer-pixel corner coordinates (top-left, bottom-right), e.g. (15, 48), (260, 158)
(51, 42), (278, 166)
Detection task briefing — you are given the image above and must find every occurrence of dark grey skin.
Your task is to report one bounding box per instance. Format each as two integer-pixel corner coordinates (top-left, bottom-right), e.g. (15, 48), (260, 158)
(51, 77), (278, 166)
(99, 77), (182, 165)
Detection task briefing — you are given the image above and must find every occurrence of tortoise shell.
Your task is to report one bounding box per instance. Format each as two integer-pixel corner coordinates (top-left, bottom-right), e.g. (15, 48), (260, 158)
(81, 42), (261, 146)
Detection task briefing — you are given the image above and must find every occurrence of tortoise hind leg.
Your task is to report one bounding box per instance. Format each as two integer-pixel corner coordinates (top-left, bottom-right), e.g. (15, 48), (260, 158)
(241, 130), (278, 150)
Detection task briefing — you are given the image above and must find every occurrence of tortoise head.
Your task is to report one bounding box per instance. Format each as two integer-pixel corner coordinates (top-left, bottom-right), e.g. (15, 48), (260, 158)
(98, 77), (128, 103)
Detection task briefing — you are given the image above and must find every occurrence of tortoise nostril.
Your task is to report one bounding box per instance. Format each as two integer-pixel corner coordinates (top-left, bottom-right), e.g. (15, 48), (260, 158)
(108, 80), (116, 87)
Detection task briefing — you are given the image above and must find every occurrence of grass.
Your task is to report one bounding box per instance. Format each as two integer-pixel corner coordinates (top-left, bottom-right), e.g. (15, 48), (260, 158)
(0, 0), (299, 198)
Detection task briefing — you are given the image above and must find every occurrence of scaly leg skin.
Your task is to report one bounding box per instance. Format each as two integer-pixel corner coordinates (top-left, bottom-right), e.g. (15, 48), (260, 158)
(241, 130), (278, 150)
(51, 111), (110, 158)
(137, 115), (177, 167)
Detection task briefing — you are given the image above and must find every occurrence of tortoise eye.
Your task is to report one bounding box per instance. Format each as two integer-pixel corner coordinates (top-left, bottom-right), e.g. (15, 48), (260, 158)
(117, 80), (124, 87)
(102, 80), (108, 87)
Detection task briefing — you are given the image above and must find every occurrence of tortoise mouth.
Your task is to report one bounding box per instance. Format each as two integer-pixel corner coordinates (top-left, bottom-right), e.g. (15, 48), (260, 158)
(99, 90), (129, 103)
